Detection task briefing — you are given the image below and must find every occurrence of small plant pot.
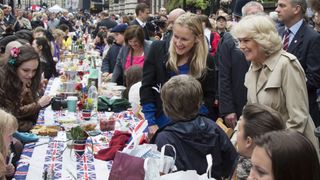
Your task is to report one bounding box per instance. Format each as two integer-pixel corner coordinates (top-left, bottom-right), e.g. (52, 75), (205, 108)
(82, 109), (91, 121)
(73, 140), (87, 156)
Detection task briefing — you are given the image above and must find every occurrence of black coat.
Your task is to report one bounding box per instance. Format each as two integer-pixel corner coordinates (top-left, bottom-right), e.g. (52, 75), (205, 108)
(101, 43), (122, 73)
(3, 14), (15, 25)
(130, 19), (150, 40)
(278, 21), (320, 125)
(218, 32), (249, 118)
(140, 40), (217, 119)
(151, 115), (238, 179)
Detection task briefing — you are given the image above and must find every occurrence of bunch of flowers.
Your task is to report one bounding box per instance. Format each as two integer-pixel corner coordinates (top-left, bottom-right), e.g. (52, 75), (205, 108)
(8, 47), (20, 65)
(75, 83), (92, 110)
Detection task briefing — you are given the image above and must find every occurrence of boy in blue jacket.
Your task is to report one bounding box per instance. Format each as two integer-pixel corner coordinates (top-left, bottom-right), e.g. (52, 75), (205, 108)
(151, 74), (238, 179)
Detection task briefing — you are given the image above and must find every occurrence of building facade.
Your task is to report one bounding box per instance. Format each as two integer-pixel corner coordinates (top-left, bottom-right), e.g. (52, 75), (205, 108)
(109, 0), (167, 15)
(19, 0), (66, 9)
(18, 0), (87, 10)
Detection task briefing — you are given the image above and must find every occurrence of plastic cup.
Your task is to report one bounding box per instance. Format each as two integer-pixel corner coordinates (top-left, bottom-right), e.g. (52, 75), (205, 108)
(100, 117), (116, 131)
(99, 118), (108, 131)
(106, 118), (116, 131)
(67, 96), (78, 112)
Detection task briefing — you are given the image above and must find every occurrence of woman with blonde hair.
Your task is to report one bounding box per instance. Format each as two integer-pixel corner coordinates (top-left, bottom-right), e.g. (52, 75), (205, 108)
(0, 9), (6, 37)
(141, 13), (216, 138)
(52, 28), (64, 63)
(231, 15), (319, 152)
(0, 109), (19, 180)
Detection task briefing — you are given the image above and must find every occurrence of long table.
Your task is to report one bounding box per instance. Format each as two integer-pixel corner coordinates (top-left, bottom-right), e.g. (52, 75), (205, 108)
(14, 78), (142, 180)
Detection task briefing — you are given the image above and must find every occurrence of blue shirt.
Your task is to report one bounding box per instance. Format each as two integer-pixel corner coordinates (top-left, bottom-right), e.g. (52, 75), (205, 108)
(284, 19), (303, 46)
(143, 63), (209, 128)
(168, 63), (189, 77)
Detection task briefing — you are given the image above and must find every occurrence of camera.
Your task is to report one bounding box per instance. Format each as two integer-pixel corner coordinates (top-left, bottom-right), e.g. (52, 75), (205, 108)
(51, 96), (67, 111)
(153, 18), (166, 29)
(147, 16), (166, 32)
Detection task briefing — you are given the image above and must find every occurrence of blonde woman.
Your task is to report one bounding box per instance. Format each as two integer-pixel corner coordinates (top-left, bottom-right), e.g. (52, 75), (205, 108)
(141, 13), (217, 137)
(0, 109), (18, 180)
(52, 29), (65, 62)
(0, 9), (7, 36)
(231, 15), (319, 152)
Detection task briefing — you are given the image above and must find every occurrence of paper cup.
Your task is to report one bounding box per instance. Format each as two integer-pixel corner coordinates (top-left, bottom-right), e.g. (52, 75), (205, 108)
(67, 96), (78, 112)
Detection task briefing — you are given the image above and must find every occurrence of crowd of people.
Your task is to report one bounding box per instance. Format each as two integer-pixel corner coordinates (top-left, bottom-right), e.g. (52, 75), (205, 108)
(0, 0), (320, 179)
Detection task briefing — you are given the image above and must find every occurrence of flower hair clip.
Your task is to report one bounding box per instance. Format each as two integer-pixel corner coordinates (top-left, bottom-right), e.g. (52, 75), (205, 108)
(8, 47), (20, 65)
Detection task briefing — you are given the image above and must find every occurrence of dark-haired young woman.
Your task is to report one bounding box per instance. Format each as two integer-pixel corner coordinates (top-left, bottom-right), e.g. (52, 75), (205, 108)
(32, 37), (58, 79)
(249, 130), (320, 180)
(0, 45), (52, 132)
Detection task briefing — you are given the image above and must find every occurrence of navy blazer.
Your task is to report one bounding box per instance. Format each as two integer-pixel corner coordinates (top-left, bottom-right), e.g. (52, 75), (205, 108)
(218, 32), (250, 118)
(278, 21), (320, 124)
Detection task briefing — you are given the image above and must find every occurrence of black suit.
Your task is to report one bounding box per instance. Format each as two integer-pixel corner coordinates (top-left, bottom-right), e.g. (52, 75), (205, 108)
(130, 19), (150, 40)
(218, 32), (249, 118)
(3, 14), (15, 25)
(279, 21), (320, 126)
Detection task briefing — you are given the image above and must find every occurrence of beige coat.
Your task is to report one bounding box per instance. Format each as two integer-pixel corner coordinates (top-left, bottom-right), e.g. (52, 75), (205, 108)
(244, 50), (319, 150)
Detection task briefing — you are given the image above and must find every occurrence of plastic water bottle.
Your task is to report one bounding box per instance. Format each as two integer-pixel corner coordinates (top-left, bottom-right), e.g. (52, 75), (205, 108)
(88, 81), (98, 112)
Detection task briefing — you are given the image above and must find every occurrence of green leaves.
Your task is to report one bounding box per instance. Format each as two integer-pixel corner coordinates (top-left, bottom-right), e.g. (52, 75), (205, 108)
(67, 126), (88, 141)
(167, 0), (210, 11)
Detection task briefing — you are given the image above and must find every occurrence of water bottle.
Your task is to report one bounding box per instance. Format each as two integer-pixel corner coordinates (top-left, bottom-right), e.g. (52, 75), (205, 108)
(71, 41), (75, 53)
(88, 81), (98, 112)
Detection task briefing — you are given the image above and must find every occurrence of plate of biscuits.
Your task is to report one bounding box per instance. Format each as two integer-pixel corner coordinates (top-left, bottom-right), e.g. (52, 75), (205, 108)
(31, 125), (60, 137)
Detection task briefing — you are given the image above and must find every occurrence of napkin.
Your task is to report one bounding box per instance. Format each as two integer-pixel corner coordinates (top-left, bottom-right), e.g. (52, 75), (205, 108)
(94, 130), (131, 161)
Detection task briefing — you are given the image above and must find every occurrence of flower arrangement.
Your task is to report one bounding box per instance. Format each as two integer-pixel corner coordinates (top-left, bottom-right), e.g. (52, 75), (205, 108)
(8, 47), (20, 65)
(75, 83), (93, 111)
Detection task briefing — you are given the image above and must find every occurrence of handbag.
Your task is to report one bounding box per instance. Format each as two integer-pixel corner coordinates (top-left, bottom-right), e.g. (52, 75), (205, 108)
(109, 151), (145, 180)
(98, 96), (131, 112)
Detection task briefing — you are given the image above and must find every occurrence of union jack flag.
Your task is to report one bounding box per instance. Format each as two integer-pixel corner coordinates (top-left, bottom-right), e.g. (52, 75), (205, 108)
(77, 171), (96, 180)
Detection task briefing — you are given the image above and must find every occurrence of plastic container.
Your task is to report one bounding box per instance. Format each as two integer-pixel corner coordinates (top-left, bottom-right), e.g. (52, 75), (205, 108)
(88, 81), (98, 112)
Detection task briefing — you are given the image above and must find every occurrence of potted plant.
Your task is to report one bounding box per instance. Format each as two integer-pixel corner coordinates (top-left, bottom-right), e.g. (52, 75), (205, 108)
(82, 100), (92, 121)
(67, 126), (89, 156)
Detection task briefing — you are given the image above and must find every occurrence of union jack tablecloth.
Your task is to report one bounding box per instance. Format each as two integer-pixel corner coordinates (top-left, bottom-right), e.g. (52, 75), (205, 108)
(14, 78), (145, 180)
(14, 137), (113, 180)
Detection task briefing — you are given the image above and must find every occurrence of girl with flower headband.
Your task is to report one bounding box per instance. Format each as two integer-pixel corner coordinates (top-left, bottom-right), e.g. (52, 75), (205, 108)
(0, 44), (52, 132)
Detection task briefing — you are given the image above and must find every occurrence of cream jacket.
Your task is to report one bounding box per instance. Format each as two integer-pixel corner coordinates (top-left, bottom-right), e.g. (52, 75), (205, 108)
(245, 50), (319, 150)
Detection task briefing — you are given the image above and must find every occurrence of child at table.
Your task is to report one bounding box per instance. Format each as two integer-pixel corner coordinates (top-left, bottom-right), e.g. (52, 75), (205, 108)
(151, 75), (238, 179)
(0, 109), (18, 179)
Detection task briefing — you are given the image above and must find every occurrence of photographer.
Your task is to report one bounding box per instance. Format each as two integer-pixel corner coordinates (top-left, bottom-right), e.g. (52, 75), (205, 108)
(146, 15), (167, 40)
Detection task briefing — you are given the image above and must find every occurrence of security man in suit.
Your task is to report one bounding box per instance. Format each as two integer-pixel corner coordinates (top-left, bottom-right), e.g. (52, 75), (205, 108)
(130, 3), (150, 40)
(276, 0), (320, 126)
